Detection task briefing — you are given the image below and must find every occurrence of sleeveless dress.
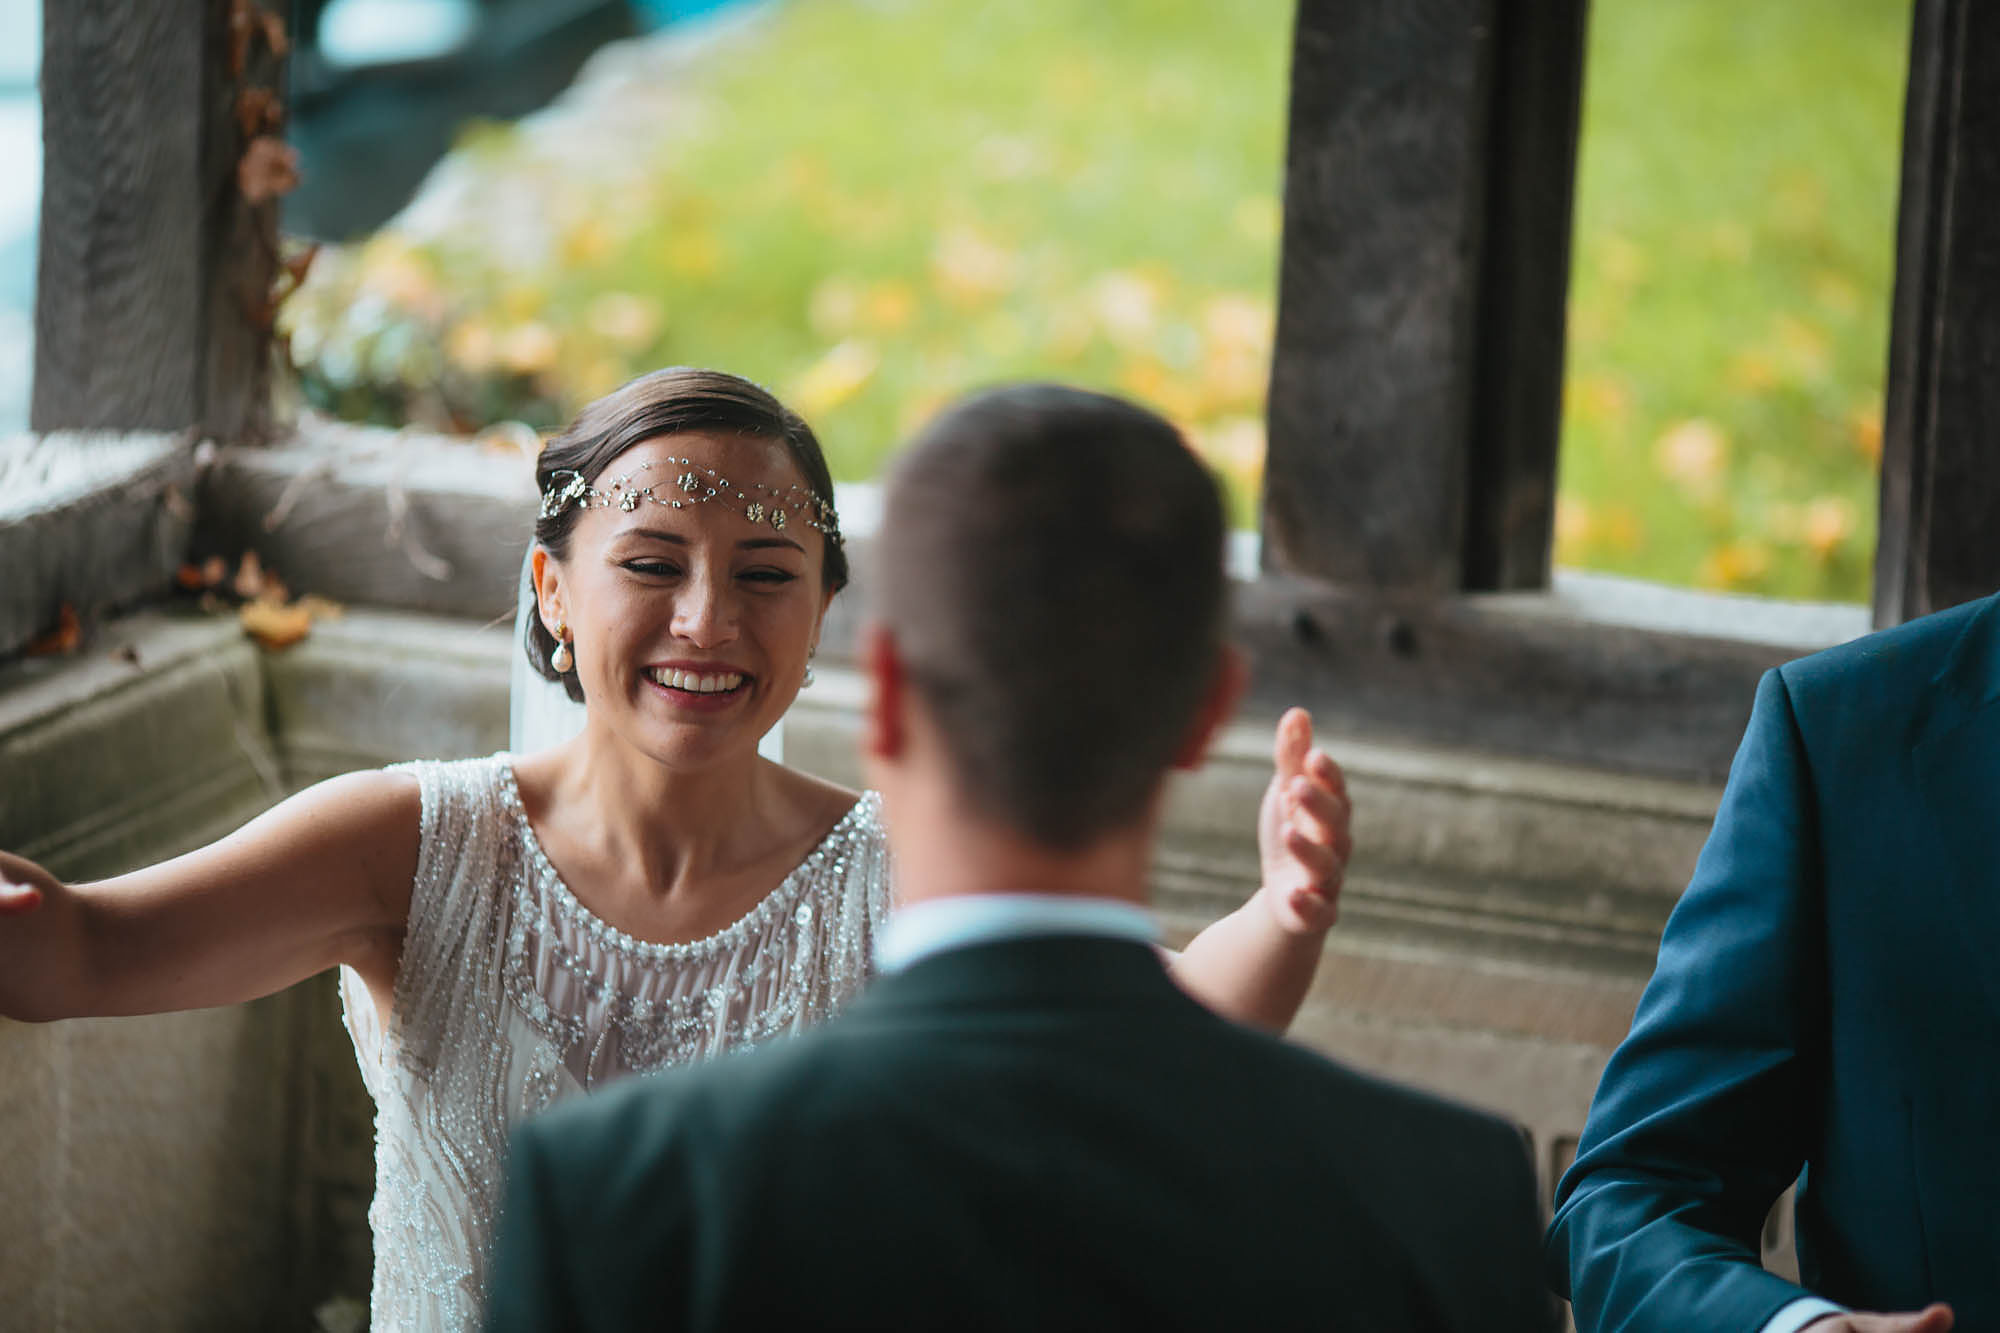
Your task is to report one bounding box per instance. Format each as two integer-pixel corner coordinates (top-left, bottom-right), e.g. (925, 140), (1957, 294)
(337, 755), (892, 1333)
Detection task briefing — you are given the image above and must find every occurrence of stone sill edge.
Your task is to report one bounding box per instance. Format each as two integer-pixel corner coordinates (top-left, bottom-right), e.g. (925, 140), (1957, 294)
(0, 603), (1722, 822)
(8, 421), (1857, 781)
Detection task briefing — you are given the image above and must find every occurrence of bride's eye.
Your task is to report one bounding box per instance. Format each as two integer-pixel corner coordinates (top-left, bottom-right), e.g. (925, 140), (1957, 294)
(623, 559), (680, 577)
(740, 568), (798, 585)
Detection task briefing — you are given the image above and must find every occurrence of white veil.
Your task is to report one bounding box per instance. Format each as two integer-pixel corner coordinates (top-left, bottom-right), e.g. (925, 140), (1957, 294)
(508, 548), (785, 760)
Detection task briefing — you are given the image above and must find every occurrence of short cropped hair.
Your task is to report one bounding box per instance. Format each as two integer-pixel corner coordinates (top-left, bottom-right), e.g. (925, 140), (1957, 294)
(876, 384), (1228, 849)
(527, 367), (846, 702)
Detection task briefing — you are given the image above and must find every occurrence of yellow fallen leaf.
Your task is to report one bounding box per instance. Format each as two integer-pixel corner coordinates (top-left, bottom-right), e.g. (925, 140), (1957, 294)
(1655, 419), (1729, 494)
(1802, 496), (1855, 561)
(1850, 402), (1883, 463)
(293, 595), (346, 622)
(789, 340), (880, 418)
(1699, 540), (1773, 591)
(446, 319), (498, 375)
(239, 599), (314, 651)
(501, 322), (559, 376)
(932, 226), (1016, 305)
(1553, 496), (1594, 562)
(587, 292), (662, 349)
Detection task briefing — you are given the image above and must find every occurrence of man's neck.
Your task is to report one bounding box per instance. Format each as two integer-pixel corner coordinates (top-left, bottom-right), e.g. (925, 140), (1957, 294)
(880, 779), (1157, 911)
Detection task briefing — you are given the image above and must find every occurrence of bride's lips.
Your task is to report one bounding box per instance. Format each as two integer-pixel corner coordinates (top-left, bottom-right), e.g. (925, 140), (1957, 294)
(642, 660), (754, 714)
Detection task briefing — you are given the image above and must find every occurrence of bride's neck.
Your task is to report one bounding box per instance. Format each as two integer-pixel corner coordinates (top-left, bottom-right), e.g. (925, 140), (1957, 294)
(547, 727), (780, 894)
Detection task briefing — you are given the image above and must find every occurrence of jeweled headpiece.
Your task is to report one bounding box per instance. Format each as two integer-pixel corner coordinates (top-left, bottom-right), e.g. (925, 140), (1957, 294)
(538, 457), (841, 543)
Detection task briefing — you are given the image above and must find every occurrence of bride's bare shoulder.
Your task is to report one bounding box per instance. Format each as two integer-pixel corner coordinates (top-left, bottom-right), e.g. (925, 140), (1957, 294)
(769, 761), (865, 831)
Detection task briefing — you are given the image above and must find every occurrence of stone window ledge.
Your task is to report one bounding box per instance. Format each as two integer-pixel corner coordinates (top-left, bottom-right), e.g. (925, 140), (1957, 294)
(3, 602), (1715, 992)
(0, 431), (197, 659)
(8, 413), (1865, 791)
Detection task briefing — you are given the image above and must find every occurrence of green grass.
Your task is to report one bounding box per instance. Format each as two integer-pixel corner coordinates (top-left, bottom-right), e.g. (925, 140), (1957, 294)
(1557, 0), (1909, 599)
(287, 0), (1293, 524)
(286, 0), (1910, 598)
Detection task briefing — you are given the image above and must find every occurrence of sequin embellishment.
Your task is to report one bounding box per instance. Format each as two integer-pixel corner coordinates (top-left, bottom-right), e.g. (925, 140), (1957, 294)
(336, 757), (890, 1333)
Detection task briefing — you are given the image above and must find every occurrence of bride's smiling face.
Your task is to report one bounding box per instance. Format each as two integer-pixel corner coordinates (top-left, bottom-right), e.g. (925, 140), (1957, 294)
(537, 430), (834, 767)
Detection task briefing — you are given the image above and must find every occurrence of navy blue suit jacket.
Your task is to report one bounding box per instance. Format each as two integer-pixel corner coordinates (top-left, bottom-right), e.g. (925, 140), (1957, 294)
(1548, 591), (2000, 1330)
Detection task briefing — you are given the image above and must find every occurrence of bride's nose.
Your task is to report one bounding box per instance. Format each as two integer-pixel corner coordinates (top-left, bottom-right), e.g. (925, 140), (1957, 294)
(670, 569), (739, 647)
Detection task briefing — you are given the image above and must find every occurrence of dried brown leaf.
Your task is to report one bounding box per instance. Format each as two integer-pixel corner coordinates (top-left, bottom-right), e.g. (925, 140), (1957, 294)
(282, 242), (320, 289)
(235, 87), (284, 138)
(25, 604), (81, 657)
(238, 137), (300, 206)
(232, 550), (269, 600)
(162, 482), (195, 522)
(226, 0), (257, 78)
(259, 8), (290, 58)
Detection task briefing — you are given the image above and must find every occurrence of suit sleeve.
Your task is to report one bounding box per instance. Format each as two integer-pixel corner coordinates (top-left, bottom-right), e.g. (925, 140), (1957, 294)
(1546, 668), (1828, 1332)
(484, 1121), (579, 1333)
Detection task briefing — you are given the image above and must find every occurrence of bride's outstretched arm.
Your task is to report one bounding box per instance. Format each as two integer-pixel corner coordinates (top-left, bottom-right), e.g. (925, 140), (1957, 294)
(1168, 707), (1349, 1033)
(0, 770), (418, 1023)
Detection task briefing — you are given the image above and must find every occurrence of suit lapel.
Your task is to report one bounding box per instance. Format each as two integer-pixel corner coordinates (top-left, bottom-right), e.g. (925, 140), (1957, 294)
(1912, 595), (2000, 1019)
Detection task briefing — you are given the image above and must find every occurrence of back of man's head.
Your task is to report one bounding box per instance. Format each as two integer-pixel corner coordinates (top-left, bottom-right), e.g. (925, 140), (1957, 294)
(875, 384), (1229, 850)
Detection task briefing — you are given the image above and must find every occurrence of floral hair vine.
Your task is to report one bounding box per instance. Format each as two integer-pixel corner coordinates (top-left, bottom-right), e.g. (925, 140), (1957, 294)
(538, 457), (842, 543)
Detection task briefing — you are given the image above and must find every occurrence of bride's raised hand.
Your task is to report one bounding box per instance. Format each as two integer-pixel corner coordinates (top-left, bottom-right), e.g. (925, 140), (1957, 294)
(1256, 707), (1350, 935)
(0, 852), (52, 915)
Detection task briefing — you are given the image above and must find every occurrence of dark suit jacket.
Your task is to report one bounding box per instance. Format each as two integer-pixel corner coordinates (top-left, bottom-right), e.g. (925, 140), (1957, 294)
(1549, 590), (2000, 1331)
(486, 933), (1555, 1332)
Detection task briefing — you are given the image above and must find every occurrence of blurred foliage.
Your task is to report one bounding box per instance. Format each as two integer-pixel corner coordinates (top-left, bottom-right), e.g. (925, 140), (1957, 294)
(283, 0), (1290, 525)
(1557, 0), (1909, 601)
(285, 0), (1909, 599)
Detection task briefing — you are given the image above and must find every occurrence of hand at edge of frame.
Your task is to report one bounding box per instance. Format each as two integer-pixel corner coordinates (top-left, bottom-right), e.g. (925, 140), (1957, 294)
(1808, 1304), (1954, 1333)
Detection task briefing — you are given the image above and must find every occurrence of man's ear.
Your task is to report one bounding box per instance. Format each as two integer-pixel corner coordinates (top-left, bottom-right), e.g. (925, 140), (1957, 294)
(861, 620), (906, 762)
(1171, 644), (1248, 771)
(531, 546), (564, 631)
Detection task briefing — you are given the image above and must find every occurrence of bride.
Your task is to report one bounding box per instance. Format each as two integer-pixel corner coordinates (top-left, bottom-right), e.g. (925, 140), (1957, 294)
(0, 368), (1350, 1333)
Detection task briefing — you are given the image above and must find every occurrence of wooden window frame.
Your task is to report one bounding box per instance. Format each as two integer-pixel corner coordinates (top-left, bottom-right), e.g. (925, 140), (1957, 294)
(1248, 0), (1998, 780)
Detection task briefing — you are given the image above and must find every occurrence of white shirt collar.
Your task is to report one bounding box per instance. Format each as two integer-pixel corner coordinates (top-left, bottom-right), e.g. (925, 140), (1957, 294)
(874, 894), (1160, 974)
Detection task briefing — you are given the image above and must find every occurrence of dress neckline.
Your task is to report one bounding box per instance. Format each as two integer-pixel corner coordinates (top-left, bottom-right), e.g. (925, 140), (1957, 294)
(495, 756), (877, 963)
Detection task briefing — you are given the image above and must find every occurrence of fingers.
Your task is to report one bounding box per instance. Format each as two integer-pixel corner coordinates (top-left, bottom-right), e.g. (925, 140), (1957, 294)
(1283, 827), (1341, 883)
(1283, 746), (1352, 857)
(1841, 1304), (1956, 1333)
(0, 880), (42, 916)
(1281, 821), (1345, 927)
(1305, 747), (1346, 803)
(1284, 774), (1349, 850)
(1272, 707), (1311, 782)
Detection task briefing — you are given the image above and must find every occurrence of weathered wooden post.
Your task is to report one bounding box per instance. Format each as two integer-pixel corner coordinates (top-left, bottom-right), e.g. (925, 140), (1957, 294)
(1261, 0), (1588, 595)
(32, 0), (291, 441)
(1873, 0), (2000, 626)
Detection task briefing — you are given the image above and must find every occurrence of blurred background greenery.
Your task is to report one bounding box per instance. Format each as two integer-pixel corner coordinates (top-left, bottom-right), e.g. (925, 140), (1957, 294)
(282, 0), (1911, 603)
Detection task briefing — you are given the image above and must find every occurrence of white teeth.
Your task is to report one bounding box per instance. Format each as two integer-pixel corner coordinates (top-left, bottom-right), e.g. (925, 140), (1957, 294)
(648, 667), (744, 693)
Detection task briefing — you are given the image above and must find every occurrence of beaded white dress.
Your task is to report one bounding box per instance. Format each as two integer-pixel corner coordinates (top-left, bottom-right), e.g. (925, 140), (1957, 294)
(337, 754), (891, 1333)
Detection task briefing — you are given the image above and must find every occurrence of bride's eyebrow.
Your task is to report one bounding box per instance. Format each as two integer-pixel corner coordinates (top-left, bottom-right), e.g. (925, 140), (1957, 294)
(615, 529), (805, 556)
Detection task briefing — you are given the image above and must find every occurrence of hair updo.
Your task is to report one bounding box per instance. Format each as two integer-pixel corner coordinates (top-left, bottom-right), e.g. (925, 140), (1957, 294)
(527, 367), (847, 702)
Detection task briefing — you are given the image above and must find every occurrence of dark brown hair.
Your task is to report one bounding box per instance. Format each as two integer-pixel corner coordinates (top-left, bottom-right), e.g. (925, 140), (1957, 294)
(876, 383), (1228, 849)
(527, 367), (847, 701)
